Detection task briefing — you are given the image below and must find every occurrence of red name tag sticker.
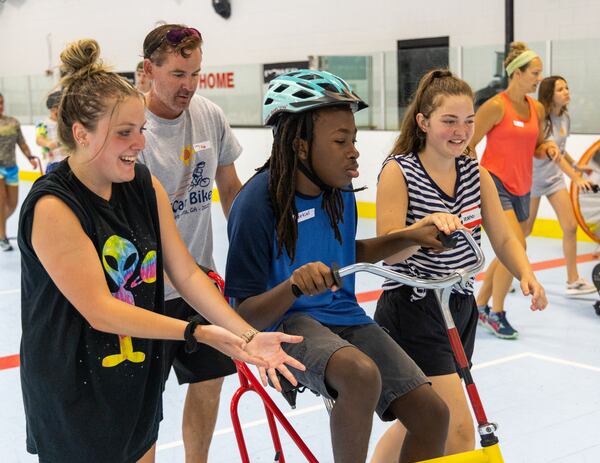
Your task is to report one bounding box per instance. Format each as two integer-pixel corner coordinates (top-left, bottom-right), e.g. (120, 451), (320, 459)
(461, 205), (482, 229)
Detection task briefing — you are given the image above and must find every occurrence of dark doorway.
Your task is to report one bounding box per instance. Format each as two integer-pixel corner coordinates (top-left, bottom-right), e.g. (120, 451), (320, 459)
(397, 37), (449, 121)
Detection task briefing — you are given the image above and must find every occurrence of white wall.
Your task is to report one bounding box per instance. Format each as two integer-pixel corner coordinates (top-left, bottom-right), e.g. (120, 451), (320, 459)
(8, 0), (598, 222)
(17, 125), (599, 221)
(1, 0), (599, 76)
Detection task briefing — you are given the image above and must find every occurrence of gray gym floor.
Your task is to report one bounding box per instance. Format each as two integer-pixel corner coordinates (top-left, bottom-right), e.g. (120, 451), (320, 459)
(1, 181), (599, 462)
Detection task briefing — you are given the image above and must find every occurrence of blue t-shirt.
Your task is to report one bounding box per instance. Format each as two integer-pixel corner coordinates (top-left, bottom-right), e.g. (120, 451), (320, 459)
(225, 170), (373, 330)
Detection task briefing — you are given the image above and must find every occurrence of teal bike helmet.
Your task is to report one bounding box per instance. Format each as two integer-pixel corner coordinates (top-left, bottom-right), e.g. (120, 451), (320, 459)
(263, 69), (368, 126)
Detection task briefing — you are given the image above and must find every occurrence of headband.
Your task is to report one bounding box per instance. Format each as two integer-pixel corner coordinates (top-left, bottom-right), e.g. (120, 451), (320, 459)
(505, 50), (539, 76)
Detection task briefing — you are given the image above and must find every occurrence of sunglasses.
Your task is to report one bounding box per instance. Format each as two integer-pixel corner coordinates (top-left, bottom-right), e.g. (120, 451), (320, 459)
(145, 27), (202, 59)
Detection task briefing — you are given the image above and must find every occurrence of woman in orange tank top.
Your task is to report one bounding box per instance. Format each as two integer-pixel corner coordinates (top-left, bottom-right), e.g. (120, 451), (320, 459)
(470, 42), (557, 340)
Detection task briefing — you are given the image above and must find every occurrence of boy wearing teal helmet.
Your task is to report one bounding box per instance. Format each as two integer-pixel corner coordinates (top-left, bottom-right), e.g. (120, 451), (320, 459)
(225, 70), (454, 463)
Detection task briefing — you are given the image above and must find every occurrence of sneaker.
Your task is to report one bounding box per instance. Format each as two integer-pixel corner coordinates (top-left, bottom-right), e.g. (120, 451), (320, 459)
(566, 278), (596, 296)
(477, 304), (490, 327)
(487, 310), (519, 339)
(0, 239), (13, 252)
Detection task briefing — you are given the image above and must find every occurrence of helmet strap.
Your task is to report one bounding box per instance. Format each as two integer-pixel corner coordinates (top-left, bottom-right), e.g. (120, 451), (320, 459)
(296, 111), (367, 195)
(297, 159), (332, 193)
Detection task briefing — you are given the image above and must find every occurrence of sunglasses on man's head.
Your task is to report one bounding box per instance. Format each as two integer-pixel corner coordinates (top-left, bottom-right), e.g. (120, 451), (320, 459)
(145, 27), (202, 58)
(165, 27), (201, 45)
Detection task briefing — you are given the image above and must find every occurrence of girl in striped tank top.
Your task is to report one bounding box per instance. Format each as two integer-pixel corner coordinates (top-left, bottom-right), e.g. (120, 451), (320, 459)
(371, 69), (548, 462)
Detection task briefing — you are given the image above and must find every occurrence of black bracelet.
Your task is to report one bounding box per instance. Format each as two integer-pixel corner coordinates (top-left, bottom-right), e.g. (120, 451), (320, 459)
(291, 283), (304, 298)
(184, 318), (202, 354)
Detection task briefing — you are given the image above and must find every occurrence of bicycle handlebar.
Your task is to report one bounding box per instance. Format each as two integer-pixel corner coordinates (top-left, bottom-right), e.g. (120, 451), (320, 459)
(334, 229), (485, 290)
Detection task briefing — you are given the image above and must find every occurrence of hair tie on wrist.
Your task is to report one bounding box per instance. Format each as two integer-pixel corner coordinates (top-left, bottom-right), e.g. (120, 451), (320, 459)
(184, 318), (202, 353)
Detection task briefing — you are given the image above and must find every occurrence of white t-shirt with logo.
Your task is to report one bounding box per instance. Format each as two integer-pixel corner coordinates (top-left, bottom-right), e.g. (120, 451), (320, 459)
(139, 94), (242, 300)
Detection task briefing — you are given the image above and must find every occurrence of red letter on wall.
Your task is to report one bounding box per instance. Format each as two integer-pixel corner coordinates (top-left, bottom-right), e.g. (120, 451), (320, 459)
(198, 73), (208, 88)
(226, 72), (234, 88)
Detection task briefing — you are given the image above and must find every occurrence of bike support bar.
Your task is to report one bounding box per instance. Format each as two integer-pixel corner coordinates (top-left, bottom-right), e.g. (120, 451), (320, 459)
(230, 360), (319, 463)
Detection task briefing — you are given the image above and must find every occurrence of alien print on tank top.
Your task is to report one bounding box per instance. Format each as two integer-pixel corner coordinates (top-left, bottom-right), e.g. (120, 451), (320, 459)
(18, 161), (166, 462)
(101, 235), (157, 367)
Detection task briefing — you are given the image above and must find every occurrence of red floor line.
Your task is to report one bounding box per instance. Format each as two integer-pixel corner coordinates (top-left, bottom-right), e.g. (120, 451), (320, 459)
(1, 252), (597, 373)
(475, 252), (598, 281)
(0, 354), (20, 371)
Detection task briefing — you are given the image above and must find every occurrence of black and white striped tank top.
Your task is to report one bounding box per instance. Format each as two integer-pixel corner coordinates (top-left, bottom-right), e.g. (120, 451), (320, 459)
(382, 152), (482, 298)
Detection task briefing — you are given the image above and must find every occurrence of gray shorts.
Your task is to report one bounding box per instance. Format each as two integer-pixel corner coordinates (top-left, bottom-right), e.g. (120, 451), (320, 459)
(277, 314), (429, 421)
(490, 173), (531, 222)
(531, 158), (566, 198)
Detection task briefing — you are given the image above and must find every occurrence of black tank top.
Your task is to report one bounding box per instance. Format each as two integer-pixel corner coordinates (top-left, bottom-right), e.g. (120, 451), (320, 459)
(18, 160), (165, 462)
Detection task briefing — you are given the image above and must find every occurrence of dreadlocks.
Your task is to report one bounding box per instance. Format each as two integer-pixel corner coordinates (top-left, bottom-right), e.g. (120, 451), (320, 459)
(258, 110), (346, 261)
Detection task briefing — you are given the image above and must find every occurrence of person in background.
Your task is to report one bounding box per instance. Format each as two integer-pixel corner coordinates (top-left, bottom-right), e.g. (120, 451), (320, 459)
(0, 92), (37, 251)
(474, 42), (555, 339)
(135, 60), (152, 93)
(36, 90), (66, 173)
(524, 75), (595, 295)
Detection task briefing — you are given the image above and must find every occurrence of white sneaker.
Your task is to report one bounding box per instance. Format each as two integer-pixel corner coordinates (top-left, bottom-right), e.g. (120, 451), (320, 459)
(0, 239), (13, 252)
(566, 278), (597, 296)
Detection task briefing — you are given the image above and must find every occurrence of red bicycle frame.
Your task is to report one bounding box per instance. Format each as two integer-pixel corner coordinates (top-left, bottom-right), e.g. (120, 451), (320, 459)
(230, 360), (319, 463)
(203, 268), (318, 462)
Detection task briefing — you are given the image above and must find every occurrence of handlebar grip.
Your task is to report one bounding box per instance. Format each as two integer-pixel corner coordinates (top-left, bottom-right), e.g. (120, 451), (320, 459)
(291, 262), (343, 297)
(331, 262), (344, 289)
(591, 184), (600, 193)
(436, 231), (459, 249)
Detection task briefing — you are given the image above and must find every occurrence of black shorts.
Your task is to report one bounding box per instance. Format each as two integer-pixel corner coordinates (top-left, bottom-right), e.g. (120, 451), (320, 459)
(374, 286), (478, 377)
(163, 297), (236, 385)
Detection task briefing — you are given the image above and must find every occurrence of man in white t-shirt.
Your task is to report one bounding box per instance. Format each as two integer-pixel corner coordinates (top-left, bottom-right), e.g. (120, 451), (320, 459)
(139, 24), (242, 463)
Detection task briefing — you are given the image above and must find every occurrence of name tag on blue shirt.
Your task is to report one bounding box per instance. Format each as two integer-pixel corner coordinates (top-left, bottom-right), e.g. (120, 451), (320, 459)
(297, 208), (315, 223)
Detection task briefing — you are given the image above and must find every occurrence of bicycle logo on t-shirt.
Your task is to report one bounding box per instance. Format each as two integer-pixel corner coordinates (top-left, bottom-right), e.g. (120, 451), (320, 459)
(189, 161), (211, 191)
